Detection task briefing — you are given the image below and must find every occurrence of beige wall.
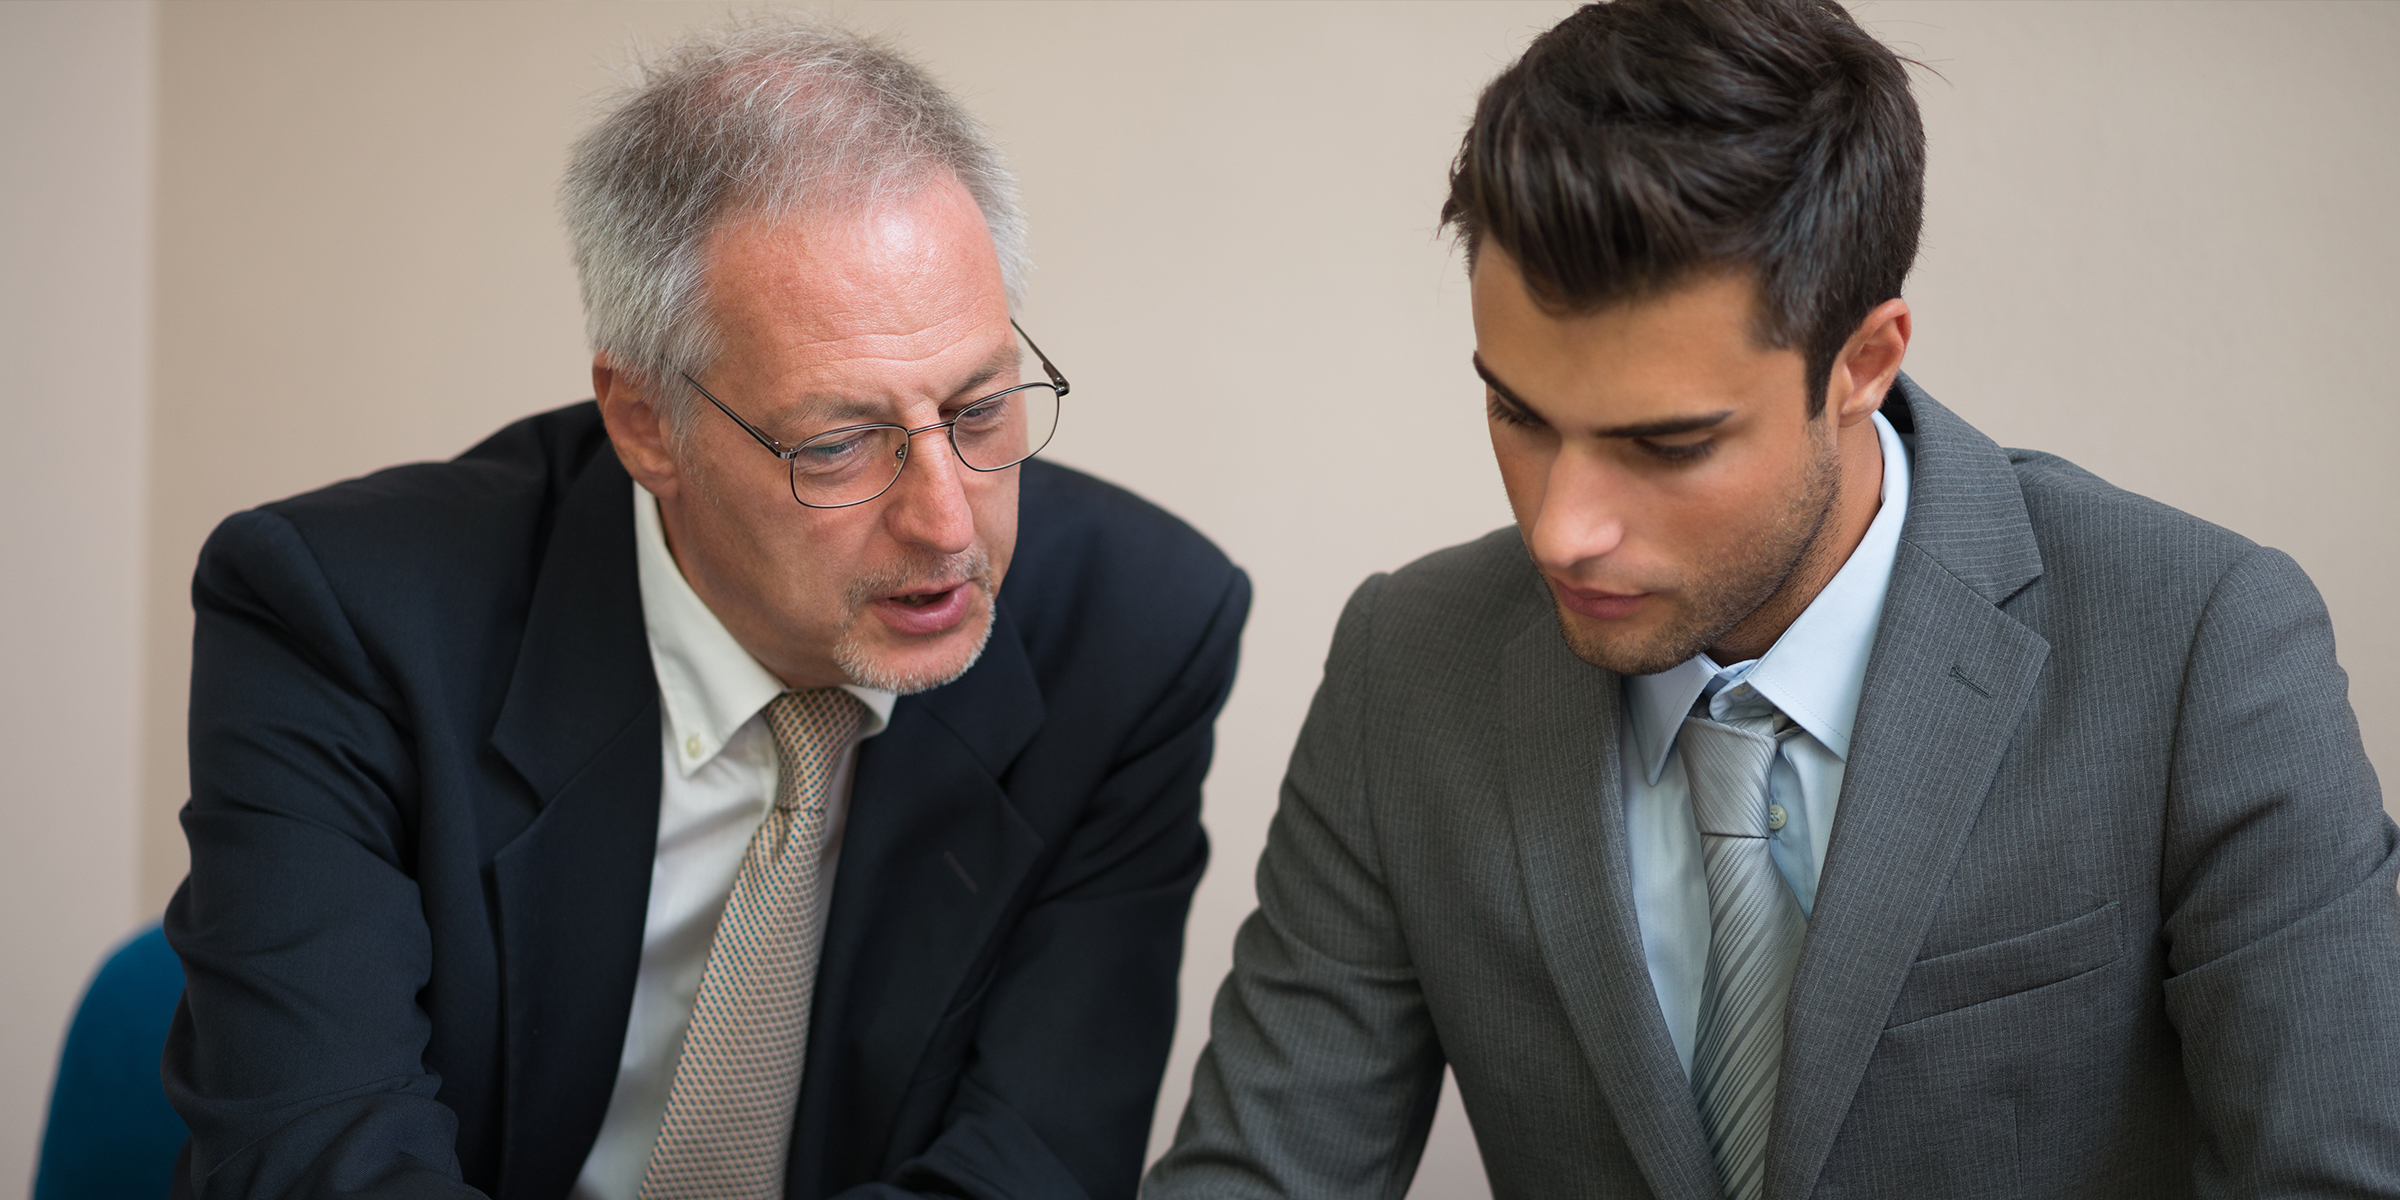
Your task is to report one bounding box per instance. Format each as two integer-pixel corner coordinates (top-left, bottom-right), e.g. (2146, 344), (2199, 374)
(3, 0), (2392, 1192)
(0, 0), (155, 1187)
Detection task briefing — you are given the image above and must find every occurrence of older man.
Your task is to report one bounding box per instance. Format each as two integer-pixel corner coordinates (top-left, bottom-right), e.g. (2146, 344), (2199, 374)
(163, 22), (1246, 1200)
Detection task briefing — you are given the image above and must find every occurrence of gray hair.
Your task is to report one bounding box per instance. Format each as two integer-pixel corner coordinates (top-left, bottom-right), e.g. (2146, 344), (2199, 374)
(560, 17), (1029, 426)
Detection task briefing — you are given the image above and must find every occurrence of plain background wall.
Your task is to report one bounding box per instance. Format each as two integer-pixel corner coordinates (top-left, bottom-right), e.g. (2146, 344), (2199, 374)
(3, 1), (2393, 1194)
(0, 0), (154, 1186)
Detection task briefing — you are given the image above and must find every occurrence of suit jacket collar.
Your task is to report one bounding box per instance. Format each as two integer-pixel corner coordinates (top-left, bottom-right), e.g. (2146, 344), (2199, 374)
(897, 595), (1047, 777)
(1500, 602), (1724, 1200)
(486, 448), (664, 1200)
(1877, 374), (2043, 606)
(1764, 377), (2052, 1198)
(792, 600), (1048, 1188)
(491, 450), (657, 805)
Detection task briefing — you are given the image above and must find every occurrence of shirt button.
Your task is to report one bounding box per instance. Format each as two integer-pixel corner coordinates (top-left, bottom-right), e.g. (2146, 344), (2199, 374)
(684, 735), (703, 759)
(1766, 804), (1788, 832)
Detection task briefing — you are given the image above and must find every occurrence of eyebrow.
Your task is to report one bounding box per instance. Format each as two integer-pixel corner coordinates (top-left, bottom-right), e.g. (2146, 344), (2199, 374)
(783, 340), (1024, 427)
(945, 341), (1022, 406)
(1473, 353), (1735, 439)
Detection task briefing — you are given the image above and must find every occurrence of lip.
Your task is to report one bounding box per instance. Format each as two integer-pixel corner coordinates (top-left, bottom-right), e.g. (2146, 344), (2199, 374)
(869, 581), (975, 637)
(1548, 578), (1650, 621)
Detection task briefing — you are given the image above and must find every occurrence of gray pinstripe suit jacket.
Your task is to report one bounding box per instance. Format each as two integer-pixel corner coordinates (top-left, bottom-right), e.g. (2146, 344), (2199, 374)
(1147, 379), (2400, 1199)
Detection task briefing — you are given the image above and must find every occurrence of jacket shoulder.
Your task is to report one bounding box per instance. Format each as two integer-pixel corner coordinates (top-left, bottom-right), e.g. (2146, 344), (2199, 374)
(195, 403), (612, 658)
(1001, 460), (1249, 681)
(1015, 460), (1231, 571)
(1366, 526), (1547, 648)
(250, 402), (607, 543)
(1382, 526), (1539, 600)
(2004, 446), (2265, 608)
(1009, 460), (1241, 608)
(2009, 447), (2250, 547)
(1295, 527), (1549, 715)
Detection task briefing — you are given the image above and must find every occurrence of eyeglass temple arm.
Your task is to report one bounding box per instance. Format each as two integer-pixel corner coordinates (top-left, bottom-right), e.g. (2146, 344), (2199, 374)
(1011, 319), (1069, 399)
(679, 371), (790, 456)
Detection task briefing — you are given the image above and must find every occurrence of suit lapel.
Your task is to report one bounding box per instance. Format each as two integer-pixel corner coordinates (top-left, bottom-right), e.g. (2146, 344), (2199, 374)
(487, 453), (663, 1200)
(1765, 379), (2050, 1199)
(790, 603), (1048, 1185)
(1500, 612), (1723, 1200)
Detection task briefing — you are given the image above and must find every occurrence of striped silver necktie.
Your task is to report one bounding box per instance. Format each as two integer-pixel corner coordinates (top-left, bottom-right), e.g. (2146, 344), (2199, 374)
(1680, 695), (1805, 1200)
(640, 688), (866, 1200)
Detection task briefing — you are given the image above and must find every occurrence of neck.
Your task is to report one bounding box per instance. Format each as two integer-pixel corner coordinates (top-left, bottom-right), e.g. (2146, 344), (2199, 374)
(1705, 413), (1886, 664)
(656, 492), (846, 691)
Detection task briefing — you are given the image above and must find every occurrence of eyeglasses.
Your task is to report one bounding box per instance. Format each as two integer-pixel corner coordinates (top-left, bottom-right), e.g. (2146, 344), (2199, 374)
(681, 320), (1068, 509)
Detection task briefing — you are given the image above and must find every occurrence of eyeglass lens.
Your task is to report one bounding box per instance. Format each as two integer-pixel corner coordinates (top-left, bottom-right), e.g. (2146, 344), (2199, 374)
(787, 383), (1060, 507)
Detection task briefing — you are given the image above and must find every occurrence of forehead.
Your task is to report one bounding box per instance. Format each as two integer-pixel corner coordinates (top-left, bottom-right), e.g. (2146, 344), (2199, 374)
(699, 178), (1013, 391)
(1469, 250), (1797, 420)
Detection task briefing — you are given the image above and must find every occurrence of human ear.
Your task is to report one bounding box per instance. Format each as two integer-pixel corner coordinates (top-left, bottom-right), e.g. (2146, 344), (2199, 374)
(593, 356), (683, 501)
(1826, 298), (1912, 429)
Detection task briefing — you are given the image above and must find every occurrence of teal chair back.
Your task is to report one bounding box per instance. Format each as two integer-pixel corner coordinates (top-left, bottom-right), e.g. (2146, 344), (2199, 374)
(33, 923), (190, 1200)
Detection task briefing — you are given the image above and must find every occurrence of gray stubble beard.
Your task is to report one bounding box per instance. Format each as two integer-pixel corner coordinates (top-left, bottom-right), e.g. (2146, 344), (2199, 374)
(830, 545), (997, 695)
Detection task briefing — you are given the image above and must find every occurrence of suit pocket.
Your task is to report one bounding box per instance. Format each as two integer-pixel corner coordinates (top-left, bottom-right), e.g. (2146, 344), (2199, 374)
(1885, 901), (2123, 1029)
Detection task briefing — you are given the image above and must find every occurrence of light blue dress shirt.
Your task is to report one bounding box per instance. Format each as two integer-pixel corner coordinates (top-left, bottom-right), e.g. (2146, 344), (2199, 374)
(1620, 410), (1911, 1075)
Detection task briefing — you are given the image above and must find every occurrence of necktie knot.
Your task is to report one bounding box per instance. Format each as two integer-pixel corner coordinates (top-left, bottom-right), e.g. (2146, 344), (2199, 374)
(1708, 677), (1772, 718)
(1679, 715), (1781, 839)
(763, 689), (867, 814)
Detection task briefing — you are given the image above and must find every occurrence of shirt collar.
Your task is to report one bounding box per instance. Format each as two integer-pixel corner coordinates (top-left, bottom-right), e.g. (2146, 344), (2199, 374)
(633, 481), (895, 778)
(1626, 409), (1912, 783)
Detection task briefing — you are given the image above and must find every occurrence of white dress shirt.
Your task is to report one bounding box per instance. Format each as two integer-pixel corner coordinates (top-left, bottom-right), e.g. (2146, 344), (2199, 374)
(570, 482), (897, 1200)
(1620, 410), (1911, 1075)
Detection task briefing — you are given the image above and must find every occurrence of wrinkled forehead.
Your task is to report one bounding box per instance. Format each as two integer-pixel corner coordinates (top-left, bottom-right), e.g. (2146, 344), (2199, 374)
(698, 179), (1016, 420)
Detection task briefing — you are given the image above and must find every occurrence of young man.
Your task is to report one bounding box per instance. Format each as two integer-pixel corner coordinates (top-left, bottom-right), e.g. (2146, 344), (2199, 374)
(164, 22), (1247, 1200)
(1148, 2), (2400, 1197)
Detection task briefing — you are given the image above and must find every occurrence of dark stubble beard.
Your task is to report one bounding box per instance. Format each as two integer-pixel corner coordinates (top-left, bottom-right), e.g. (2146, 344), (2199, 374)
(830, 546), (996, 695)
(1550, 425), (1845, 677)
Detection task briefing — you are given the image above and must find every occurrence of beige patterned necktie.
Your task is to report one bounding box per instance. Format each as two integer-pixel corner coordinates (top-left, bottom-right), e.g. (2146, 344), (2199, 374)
(1682, 688), (1806, 1200)
(640, 688), (866, 1200)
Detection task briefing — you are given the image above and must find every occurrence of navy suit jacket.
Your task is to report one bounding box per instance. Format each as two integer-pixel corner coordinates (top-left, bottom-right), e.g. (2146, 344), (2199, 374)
(162, 403), (1250, 1200)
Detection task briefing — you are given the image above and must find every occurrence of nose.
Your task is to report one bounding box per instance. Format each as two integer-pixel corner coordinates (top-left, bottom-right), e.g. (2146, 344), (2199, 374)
(1524, 445), (1626, 575)
(879, 425), (979, 555)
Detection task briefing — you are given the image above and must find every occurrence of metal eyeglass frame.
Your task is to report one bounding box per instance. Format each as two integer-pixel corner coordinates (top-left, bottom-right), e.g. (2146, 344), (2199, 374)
(678, 319), (1069, 509)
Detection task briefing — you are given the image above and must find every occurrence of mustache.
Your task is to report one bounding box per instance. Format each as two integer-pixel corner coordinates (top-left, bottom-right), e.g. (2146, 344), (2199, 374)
(842, 546), (993, 609)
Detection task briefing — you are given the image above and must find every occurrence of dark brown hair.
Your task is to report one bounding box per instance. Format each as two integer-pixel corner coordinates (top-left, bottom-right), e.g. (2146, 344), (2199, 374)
(1441, 0), (1924, 414)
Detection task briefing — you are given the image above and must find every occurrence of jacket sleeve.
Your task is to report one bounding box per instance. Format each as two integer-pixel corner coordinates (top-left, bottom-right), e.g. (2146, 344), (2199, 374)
(2157, 545), (2400, 1196)
(163, 509), (484, 1200)
(1142, 573), (1450, 1200)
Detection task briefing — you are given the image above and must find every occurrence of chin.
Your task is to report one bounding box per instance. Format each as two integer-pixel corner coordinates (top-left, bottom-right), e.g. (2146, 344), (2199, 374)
(832, 605), (996, 695)
(1553, 602), (1706, 678)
